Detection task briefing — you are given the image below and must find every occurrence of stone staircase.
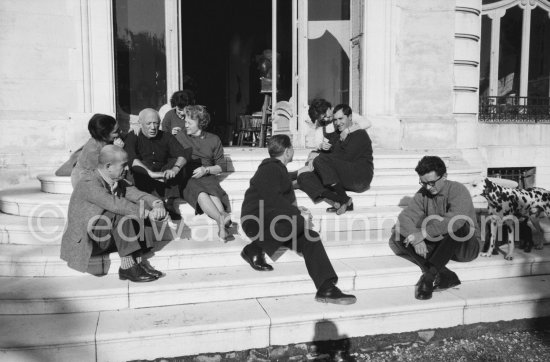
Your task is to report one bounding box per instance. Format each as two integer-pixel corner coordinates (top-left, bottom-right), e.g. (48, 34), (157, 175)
(1, 148), (550, 361)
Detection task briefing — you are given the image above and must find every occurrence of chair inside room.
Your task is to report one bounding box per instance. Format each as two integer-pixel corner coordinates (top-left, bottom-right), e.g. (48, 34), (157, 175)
(236, 114), (263, 146)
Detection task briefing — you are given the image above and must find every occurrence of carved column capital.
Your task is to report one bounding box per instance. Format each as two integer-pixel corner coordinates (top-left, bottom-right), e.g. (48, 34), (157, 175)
(519, 0), (537, 9)
(488, 8), (506, 19)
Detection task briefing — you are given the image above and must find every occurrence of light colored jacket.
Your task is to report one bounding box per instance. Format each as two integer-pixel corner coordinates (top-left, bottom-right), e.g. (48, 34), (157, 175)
(60, 169), (159, 272)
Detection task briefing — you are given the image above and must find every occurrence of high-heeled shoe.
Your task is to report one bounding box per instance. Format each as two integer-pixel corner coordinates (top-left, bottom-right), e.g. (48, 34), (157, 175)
(326, 198), (353, 214)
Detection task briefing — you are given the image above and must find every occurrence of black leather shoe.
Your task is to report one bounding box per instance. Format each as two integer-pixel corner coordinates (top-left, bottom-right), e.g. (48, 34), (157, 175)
(241, 248), (273, 271)
(434, 269), (461, 291)
(315, 284), (357, 305)
(415, 274), (434, 300)
(139, 261), (164, 279)
(119, 264), (157, 283)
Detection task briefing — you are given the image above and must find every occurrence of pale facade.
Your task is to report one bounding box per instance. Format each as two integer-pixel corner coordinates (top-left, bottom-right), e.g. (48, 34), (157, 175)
(1, 0), (550, 188)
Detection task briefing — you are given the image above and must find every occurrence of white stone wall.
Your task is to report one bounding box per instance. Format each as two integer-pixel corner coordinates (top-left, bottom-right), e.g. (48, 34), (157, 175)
(0, 0), (115, 189)
(0, 1), (83, 188)
(394, 0), (456, 150)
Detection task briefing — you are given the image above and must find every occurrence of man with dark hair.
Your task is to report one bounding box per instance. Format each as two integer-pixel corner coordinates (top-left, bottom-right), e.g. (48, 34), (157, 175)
(162, 89), (196, 136)
(124, 109), (191, 213)
(389, 155), (481, 300)
(240, 135), (357, 305)
(307, 98), (371, 152)
(297, 104), (374, 214)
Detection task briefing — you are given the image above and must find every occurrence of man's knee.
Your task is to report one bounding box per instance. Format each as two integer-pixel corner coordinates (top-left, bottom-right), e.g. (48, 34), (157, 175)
(453, 222), (474, 239)
(453, 238), (480, 263)
(304, 229), (321, 243)
(388, 232), (407, 256)
(312, 154), (330, 169)
(297, 171), (314, 185)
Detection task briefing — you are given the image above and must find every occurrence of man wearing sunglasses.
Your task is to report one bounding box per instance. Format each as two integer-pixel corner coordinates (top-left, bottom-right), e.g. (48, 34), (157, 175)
(389, 156), (481, 300)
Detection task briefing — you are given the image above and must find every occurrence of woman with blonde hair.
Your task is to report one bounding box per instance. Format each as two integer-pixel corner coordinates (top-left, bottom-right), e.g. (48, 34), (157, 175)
(174, 105), (232, 241)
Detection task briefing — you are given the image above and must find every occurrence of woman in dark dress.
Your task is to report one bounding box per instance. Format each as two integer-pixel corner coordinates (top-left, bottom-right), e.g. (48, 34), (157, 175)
(174, 105), (232, 241)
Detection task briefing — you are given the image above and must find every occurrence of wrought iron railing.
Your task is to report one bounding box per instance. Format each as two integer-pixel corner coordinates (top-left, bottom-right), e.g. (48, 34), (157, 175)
(479, 96), (550, 123)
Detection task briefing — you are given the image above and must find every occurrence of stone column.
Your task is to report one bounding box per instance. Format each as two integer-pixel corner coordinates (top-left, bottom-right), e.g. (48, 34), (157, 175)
(454, 0), (482, 151)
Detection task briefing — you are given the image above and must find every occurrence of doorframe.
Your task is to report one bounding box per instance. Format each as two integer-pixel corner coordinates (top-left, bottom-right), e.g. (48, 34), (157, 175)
(165, 0), (183, 103)
(165, 0), (370, 146)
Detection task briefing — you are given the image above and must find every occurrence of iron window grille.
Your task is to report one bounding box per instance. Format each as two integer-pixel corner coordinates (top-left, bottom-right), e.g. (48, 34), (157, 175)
(479, 96), (550, 123)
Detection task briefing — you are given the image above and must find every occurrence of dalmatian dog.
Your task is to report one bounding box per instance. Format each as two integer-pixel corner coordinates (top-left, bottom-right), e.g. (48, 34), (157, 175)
(470, 178), (550, 260)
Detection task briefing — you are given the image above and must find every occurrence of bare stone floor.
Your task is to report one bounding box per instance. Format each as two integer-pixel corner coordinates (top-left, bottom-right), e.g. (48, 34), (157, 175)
(133, 317), (550, 362)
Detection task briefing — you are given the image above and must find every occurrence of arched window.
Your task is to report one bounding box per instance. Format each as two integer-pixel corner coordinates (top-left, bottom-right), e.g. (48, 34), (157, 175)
(479, 0), (550, 122)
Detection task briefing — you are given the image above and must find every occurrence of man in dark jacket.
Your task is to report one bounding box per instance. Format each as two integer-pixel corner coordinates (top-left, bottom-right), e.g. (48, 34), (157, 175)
(389, 156), (480, 300)
(240, 135), (356, 305)
(297, 104), (373, 215)
(124, 108), (191, 210)
(61, 145), (168, 282)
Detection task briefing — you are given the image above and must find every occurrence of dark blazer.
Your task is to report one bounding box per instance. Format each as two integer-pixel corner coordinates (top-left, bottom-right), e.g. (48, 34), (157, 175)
(60, 170), (159, 272)
(241, 158), (304, 231)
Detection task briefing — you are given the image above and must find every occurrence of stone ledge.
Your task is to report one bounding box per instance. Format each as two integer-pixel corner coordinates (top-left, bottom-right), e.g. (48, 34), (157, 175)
(2, 276), (550, 361)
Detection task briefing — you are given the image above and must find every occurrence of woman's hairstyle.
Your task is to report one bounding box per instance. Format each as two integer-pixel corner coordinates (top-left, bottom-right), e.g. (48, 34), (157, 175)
(333, 104), (352, 117)
(415, 156), (447, 177)
(184, 105), (210, 130)
(88, 114), (117, 142)
(308, 98), (332, 122)
(170, 89), (196, 108)
(268, 134), (292, 157)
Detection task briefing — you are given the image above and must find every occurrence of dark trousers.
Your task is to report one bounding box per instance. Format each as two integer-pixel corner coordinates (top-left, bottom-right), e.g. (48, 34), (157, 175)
(132, 166), (184, 200)
(90, 212), (154, 258)
(389, 222), (480, 274)
(242, 218), (338, 289)
(297, 154), (373, 201)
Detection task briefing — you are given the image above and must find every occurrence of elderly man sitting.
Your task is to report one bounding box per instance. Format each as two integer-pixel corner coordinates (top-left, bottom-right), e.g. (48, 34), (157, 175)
(60, 145), (168, 282)
(124, 108), (191, 212)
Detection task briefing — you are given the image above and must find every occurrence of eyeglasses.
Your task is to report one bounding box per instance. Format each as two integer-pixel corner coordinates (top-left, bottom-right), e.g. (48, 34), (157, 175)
(419, 175), (443, 188)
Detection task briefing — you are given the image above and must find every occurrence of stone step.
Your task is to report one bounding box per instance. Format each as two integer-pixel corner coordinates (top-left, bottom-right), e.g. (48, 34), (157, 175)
(2, 275), (549, 361)
(0, 205), (401, 245)
(0, 229), (399, 277)
(37, 167), (480, 194)
(0, 183), (430, 218)
(1, 248), (550, 315)
(222, 148), (455, 171)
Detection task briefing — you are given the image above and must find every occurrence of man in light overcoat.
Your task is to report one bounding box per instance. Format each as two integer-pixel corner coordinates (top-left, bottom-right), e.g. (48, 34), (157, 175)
(61, 145), (168, 282)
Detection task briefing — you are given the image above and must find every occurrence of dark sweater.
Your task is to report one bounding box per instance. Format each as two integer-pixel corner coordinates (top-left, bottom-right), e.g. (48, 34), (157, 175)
(331, 129), (373, 167)
(241, 158), (304, 228)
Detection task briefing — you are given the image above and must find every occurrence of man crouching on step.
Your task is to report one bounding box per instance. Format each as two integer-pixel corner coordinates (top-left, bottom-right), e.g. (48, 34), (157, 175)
(389, 156), (481, 300)
(61, 145), (168, 282)
(240, 135), (356, 305)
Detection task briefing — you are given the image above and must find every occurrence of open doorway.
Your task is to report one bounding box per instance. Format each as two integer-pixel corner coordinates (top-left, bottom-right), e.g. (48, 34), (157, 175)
(180, 0), (292, 145)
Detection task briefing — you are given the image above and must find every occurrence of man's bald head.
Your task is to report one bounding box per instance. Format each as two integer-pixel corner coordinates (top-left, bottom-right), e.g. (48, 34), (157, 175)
(98, 145), (129, 181)
(98, 145), (127, 166)
(138, 108), (160, 138)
